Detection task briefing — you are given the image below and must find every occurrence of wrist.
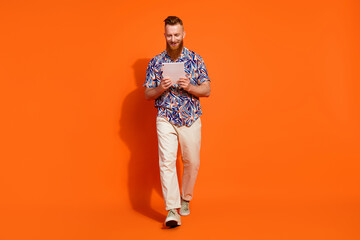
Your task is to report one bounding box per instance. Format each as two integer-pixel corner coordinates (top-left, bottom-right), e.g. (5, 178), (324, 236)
(158, 84), (166, 93)
(187, 84), (193, 93)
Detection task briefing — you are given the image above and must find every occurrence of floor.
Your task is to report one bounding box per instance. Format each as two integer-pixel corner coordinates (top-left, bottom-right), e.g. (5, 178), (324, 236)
(1, 194), (359, 240)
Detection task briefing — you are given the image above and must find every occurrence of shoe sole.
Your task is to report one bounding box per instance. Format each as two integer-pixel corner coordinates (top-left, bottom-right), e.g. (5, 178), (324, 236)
(165, 220), (180, 227)
(179, 211), (190, 216)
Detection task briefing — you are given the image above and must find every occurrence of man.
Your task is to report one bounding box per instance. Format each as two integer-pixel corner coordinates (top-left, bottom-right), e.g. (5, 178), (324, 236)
(144, 16), (211, 228)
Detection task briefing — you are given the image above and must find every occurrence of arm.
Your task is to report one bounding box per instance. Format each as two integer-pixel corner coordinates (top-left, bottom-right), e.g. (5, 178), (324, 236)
(145, 77), (172, 100)
(178, 78), (211, 98)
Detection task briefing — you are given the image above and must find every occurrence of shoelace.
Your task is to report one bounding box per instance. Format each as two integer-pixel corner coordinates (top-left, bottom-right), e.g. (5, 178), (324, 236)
(168, 210), (176, 216)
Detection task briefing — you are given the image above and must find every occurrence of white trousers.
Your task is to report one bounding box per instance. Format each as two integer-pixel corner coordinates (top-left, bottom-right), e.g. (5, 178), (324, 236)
(156, 116), (201, 210)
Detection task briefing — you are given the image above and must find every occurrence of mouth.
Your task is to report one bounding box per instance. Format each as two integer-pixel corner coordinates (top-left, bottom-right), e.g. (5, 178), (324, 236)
(167, 41), (182, 50)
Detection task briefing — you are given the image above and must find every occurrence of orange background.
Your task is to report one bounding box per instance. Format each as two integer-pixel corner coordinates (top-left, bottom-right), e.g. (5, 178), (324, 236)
(1, 0), (359, 239)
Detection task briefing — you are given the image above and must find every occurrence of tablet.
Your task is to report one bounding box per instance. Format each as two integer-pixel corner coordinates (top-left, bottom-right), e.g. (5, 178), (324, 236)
(162, 62), (186, 84)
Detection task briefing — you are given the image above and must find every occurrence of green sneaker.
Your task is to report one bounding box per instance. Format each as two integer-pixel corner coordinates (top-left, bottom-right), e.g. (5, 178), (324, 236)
(179, 199), (190, 216)
(164, 209), (181, 227)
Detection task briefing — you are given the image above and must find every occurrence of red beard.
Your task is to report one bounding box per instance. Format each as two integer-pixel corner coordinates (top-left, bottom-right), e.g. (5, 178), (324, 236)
(166, 40), (184, 61)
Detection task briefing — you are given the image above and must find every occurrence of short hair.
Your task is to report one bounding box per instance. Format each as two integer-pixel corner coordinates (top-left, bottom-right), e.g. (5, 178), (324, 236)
(164, 16), (183, 26)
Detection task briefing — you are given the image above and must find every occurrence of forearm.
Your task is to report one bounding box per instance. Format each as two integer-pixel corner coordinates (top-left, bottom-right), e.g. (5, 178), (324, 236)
(187, 81), (211, 98)
(145, 86), (166, 100)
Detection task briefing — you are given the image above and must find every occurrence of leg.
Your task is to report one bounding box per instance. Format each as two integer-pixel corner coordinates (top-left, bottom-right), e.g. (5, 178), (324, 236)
(177, 118), (201, 201)
(156, 117), (181, 211)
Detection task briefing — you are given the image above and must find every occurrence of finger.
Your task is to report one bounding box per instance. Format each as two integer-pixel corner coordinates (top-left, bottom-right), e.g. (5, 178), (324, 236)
(162, 80), (171, 85)
(179, 79), (188, 84)
(163, 80), (171, 85)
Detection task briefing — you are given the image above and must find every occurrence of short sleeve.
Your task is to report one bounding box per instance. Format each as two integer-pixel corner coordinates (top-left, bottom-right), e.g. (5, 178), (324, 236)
(144, 59), (159, 88)
(197, 55), (210, 84)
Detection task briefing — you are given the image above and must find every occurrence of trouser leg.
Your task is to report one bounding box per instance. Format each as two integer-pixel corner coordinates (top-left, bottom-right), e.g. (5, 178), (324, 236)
(177, 118), (201, 201)
(156, 117), (181, 210)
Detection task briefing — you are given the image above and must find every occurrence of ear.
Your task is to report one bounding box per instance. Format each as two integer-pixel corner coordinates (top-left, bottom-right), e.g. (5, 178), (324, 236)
(183, 31), (186, 39)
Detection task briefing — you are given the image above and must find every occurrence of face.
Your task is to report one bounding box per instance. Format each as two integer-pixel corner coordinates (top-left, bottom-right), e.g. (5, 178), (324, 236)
(164, 24), (185, 50)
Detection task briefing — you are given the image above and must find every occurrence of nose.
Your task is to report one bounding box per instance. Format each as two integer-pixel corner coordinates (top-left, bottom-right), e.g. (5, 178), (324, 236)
(171, 36), (175, 42)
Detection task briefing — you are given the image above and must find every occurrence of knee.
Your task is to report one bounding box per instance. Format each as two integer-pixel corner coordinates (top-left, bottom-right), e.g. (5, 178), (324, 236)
(159, 156), (177, 171)
(183, 156), (200, 170)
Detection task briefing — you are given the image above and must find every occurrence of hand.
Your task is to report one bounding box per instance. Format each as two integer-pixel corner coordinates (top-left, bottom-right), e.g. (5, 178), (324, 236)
(160, 77), (172, 91)
(178, 77), (192, 92)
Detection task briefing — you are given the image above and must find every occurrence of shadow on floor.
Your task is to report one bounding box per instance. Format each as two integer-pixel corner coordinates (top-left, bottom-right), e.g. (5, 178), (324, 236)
(119, 58), (165, 222)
